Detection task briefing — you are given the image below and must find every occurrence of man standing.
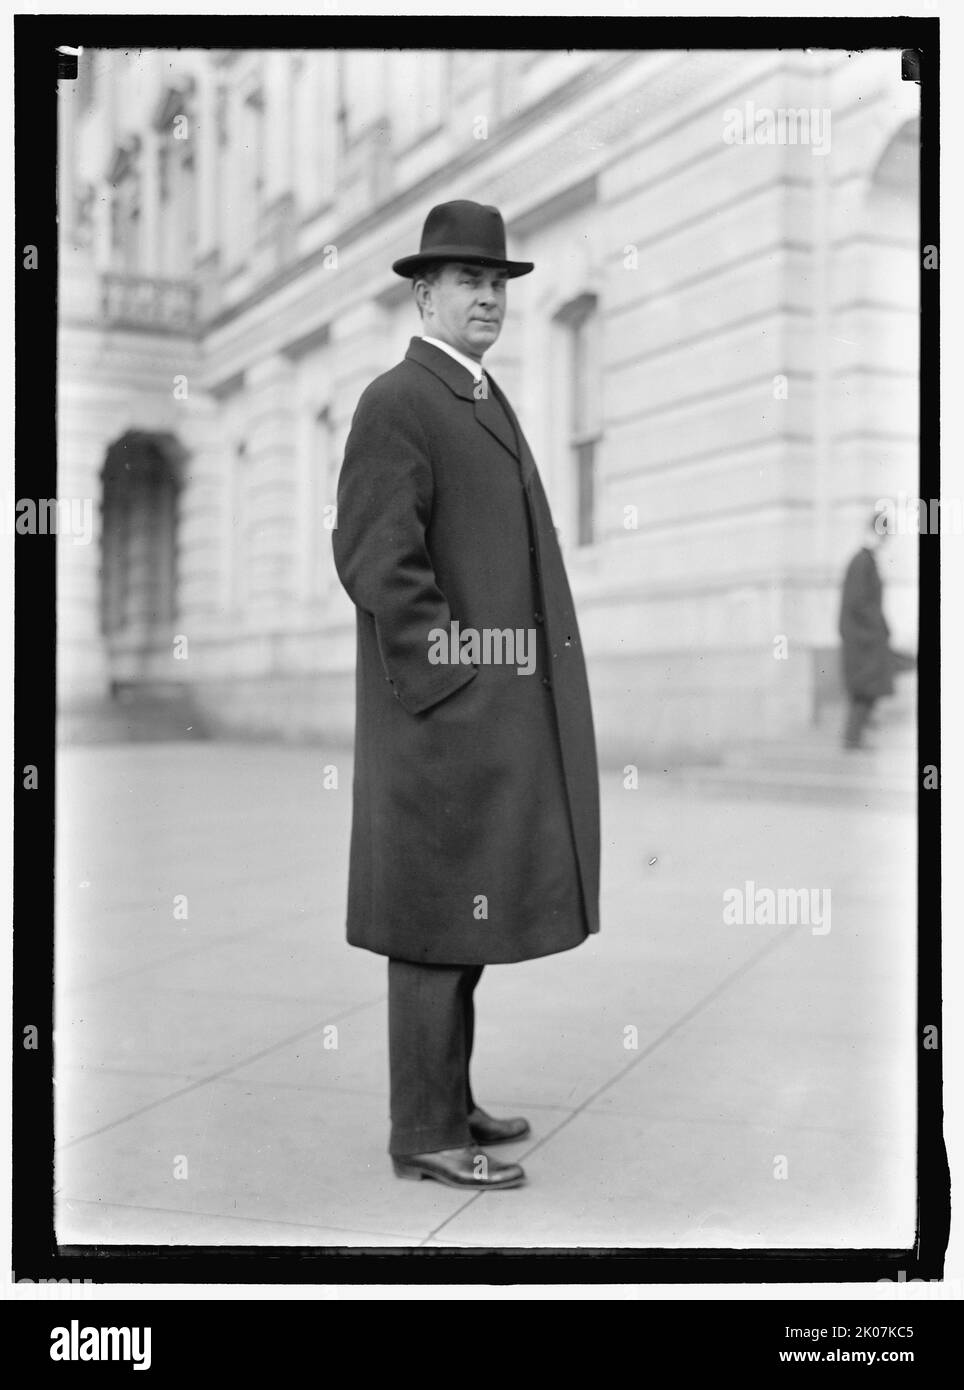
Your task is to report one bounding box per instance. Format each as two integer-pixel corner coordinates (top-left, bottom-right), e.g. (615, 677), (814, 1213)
(838, 511), (895, 750)
(332, 201), (600, 1190)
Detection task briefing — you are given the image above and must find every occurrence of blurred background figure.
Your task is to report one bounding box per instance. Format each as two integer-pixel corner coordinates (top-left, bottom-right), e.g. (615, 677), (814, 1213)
(838, 511), (914, 751)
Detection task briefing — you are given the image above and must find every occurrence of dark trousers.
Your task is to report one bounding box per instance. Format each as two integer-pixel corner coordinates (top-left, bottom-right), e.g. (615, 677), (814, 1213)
(387, 959), (483, 1156)
(844, 696), (877, 748)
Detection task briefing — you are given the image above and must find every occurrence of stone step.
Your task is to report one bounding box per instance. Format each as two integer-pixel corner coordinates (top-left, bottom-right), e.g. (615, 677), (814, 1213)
(688, 707), (919, 803)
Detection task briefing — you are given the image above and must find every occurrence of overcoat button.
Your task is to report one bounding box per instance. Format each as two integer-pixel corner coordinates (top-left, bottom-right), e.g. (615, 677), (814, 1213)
(542, 676), (552, 689)
(534, 611), (544, 624)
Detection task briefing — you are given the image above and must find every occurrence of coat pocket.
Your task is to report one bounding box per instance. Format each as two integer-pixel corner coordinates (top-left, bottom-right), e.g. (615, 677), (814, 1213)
(418, 663), (481, 721)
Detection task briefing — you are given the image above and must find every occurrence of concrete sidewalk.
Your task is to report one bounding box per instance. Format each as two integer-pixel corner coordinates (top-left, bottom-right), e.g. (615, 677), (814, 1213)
(54, 742), (916, 1249)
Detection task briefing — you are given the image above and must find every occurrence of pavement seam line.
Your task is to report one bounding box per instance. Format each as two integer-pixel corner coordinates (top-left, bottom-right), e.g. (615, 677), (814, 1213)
(56, 992), (387, 1151)
(58, 1197), (418, 1245)
(61, 902), (330, 994)
(421, 923), (799, 1245)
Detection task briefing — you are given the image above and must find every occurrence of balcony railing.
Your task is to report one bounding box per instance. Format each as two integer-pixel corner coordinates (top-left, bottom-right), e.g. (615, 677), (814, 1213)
(101, 272), (197, 334)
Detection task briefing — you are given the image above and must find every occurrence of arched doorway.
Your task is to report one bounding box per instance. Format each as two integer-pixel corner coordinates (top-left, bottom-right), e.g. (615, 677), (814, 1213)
(100, 430), (186, 678)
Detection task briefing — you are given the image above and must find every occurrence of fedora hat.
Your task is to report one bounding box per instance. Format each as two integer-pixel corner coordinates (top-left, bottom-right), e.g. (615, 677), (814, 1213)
(392, 200), (534, 279)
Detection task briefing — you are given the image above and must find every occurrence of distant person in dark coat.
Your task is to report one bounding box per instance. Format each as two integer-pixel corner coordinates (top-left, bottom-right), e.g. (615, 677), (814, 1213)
(838, 510), (902, 750)
(332, 201), (600, 1191)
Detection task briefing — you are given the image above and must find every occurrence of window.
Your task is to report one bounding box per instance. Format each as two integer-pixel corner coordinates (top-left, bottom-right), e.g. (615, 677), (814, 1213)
(75, 183), (95, 248)
(77, 48), (96, 112)
(293, 53), (338, 212)
(231, 440), (251, 616)
(158, 146), (169, 203)
(161, 144), (196, 275)
(557, 294), (601, 547)
(154, 86), (198, 277)
(390, 51), (445, 147)
(216, 84), (229, 147)
(110, 188), (141, 272)
(124, 202), (141, 273)
(241, 86), (265, 249)
(108, 139), (142, 272)
(310, 407), (333, 599)
(339, 51), (384, 145)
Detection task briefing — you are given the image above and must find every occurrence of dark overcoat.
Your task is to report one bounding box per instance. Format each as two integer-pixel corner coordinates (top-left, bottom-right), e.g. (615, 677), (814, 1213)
(838, 546), (894, 700)
(332, 336), (600, 965)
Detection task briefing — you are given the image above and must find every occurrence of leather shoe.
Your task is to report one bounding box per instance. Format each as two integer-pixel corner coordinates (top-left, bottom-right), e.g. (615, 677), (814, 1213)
(392, 1144), (526, 1190)
(468, 1106), (531, 1145)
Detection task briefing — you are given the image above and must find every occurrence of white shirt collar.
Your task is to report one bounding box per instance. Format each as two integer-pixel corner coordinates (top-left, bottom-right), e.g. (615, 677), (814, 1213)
(421, 335), (485, 384)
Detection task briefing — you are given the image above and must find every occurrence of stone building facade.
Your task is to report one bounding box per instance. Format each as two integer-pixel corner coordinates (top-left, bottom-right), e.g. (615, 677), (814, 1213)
(57, 47), (919, 760)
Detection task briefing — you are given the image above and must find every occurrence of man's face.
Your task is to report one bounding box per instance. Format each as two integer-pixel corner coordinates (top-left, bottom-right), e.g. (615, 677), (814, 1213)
(418, 262), (507, 360)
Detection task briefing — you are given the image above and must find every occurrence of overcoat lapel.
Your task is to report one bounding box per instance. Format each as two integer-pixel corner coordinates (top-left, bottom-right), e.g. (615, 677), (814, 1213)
(405, 335), (476, 400)
(405, 337), (521, 464)
(473, 383), (519, 461)
(488, 378), (536, 485)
